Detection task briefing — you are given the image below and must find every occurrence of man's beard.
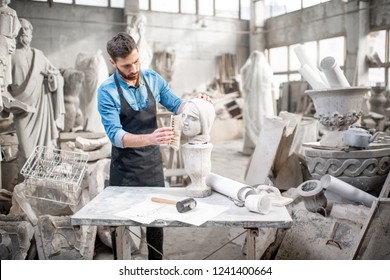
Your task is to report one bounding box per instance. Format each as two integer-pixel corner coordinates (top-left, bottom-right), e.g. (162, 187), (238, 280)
(117, 68), (138, 82)
(19, 35), (31, 48)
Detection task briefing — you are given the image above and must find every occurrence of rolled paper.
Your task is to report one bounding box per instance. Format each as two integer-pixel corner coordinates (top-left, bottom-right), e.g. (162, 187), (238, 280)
(299, 64), (329, 89)
(320, 174), (376, 207)
(320, 56), (351, 88)
(244, 194), (271, 214)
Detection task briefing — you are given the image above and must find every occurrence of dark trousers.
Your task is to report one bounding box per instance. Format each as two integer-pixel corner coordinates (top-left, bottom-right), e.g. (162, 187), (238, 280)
(111, 227), (164, 260)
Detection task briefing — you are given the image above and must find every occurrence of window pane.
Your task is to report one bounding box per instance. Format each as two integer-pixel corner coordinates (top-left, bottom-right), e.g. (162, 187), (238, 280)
(240, 0), (251, 20)
(269, 46), (288, 72)
(303, 0), (321, 8)
(319, 36), (345, 67)
(368, 68), (385, 87)
(110, 0), (124, 8)
(368, 30), (386, 64)
(199, 0), (214, 16)
(289, 44), (301, 71)
(285, 0), (301, 13)
(289, 73), (302, 81)
(215, 0), (239, 19)
(273, 74), (288, 99)
(180, 0), (196, 14)
(75, 0), (108, 7)
(53, 0), (73, 3)
(139, 0), (149, 10)
(151, 0), (179, 12)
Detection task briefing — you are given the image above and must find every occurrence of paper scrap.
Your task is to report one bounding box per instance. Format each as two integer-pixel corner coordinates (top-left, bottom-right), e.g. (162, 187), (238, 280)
(115, 195), (229, 226)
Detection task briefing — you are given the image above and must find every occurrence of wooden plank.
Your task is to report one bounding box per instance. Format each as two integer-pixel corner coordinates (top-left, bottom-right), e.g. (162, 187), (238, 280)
(352, 170), (390, 259)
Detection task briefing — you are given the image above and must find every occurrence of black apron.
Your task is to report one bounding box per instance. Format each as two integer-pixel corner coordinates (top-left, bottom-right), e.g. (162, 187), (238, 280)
(109, 73), (165, 187)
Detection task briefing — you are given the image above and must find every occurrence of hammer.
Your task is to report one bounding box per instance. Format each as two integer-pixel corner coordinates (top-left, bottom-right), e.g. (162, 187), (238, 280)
(151, 197), (197, 213)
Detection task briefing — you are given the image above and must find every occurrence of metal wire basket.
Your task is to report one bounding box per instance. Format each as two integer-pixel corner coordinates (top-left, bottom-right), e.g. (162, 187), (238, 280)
(20, 146), (89, 205)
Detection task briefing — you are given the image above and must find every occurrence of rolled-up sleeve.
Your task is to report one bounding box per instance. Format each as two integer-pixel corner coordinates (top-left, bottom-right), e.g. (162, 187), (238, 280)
(97, 80), (126, 148)
(146, 71), (183, 114)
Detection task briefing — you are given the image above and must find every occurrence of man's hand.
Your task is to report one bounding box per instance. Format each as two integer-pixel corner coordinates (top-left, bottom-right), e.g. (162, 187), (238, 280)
(195, 93), (213, 103)
(150, 126), (174, 145)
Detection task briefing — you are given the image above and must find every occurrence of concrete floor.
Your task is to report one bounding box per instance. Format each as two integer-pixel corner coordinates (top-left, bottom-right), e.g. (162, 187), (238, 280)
(94, 138), (252, 260)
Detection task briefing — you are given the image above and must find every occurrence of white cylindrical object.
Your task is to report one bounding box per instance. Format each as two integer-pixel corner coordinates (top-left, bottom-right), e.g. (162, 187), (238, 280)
(206, 172), (256, 201)
(320, 56), (351, 88)
(299, 64), (328, 89)
(320, 175), (376, 207)
(245, 194), (271, 214)
(294, 44), (316, 70)
(294, 45), (330, 87)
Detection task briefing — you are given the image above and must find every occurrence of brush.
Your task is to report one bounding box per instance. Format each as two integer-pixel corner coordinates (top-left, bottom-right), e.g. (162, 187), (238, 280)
(169, 114), (182, 151)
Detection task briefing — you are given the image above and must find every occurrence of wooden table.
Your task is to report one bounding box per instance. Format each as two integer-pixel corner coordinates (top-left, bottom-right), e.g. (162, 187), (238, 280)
(71, 186), (292, 260)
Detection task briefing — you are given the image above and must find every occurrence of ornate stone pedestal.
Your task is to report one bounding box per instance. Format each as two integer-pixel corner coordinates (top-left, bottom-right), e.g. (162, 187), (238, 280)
(304, 146), (390, 195)
(181, 143), (213, 198)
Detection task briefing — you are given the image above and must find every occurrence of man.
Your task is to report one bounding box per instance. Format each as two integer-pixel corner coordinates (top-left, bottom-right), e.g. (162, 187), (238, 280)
(9, 18), (65, 169)
(98, 32), (211, 260)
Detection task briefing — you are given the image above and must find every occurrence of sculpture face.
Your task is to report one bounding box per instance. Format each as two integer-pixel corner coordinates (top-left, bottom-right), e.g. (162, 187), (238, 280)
(182, 104), (201, 137)
(18, 19), (33, 48)
(0, 0), (10, 8)
(181, 98), (216, 144)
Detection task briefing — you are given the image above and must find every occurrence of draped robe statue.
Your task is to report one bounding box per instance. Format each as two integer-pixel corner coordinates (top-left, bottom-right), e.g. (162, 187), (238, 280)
(9, 18), (65, 165)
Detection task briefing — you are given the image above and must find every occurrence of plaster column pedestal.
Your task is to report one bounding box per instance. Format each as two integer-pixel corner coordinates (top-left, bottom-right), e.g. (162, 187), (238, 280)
(181, 143), (213, 198)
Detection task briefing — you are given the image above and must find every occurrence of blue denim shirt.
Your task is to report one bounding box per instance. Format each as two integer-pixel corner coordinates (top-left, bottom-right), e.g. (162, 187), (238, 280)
(97, 69), (183, 148)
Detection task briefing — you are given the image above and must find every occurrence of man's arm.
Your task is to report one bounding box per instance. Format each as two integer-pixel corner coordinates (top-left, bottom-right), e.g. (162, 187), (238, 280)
(122, 126), (174, 148)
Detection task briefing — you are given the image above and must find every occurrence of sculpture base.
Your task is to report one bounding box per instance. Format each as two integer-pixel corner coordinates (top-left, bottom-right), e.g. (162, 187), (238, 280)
(185, 186), (212, 198)
(182, 143), (213, 198)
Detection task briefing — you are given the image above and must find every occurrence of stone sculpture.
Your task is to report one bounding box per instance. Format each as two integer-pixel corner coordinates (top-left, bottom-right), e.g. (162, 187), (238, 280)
(239, 51), (275, 156)
(8, 18), (65, 167)
(61, 68), (85, 132)
(75, 50), (107, 133)
(181, 98), (216, 197)
(0, 0), (21, 112)
(127, 13), (153, 70)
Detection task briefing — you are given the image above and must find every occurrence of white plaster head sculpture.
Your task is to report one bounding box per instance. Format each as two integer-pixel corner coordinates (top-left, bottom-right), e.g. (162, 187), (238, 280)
(182, 98), (216, 144)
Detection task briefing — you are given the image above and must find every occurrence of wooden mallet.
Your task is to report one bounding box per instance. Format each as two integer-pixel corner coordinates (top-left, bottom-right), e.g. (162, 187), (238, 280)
(151, 197), (197, 213)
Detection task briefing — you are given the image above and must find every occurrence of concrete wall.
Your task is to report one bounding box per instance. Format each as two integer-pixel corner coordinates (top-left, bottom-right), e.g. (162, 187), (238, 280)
(9, 0), (249, 97)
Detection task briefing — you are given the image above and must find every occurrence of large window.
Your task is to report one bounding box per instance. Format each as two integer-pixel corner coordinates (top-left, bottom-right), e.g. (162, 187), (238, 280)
(368, 29), (389, 87)
(141, 0), (250, 20)
(268, 36), (345, 91)
(267, 0), (331, 18)
(32, 0), (125, 8)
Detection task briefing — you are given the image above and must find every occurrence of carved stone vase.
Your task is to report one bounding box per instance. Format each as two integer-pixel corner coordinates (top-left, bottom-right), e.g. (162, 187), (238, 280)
(181, 143), (213, 198)
(369, 86), (387, 115)
(306, 87), (370, 146)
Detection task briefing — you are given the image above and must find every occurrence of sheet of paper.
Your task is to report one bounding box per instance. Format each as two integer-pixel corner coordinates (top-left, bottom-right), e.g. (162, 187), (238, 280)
(115, 195), (229, 226)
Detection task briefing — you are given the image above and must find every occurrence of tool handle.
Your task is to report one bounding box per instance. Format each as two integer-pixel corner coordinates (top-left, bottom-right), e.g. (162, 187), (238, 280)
(151, 197), (177, 205)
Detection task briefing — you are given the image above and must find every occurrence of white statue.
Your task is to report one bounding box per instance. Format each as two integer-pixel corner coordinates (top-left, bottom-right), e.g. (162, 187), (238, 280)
(75, 50), (107, 132)
(181, 98), (216, 198)
(9, 18), (65, 167)
(0, 0), (21, 111)
(127, 14), (153, 70)
(239, 51), (275, 155)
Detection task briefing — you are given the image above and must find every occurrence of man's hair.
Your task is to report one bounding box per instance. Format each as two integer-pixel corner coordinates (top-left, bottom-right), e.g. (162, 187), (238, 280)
(106, 32), (138, 61)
